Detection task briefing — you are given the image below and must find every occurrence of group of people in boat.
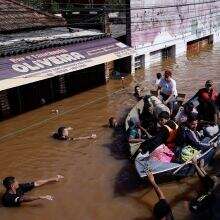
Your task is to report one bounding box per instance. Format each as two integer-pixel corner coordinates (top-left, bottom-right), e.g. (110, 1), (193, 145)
(129, 71), (220, 219)
(130, 72), (219, 163)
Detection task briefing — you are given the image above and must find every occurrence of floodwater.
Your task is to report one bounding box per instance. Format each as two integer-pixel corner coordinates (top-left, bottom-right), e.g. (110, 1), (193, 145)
(0, 43), (220, 220)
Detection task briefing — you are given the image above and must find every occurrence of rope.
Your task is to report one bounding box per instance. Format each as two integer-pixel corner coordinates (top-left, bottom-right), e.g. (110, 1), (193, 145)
(0, 85), (130, 141)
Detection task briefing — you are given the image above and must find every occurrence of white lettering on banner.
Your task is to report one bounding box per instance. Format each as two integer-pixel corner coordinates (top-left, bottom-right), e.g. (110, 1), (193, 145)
(11, 52), (86, 73)
(36, 59), (53, 67)
(23, 63), (41, 71)
(12, 64), (29, 73)
(70, 52), (85, 60)
(32, 61), (45, 68)
(48, 56), (66, 65)
(59, 54), (76, 62)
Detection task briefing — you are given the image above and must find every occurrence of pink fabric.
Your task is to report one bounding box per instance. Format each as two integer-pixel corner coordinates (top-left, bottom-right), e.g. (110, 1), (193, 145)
(150, 144), (174, 163)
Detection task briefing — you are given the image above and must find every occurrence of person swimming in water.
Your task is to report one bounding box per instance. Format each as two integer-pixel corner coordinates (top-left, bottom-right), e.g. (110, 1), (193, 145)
(109, 117), (119, 129)
(2, 175), (64, 207)
(53, 127), (96, 141)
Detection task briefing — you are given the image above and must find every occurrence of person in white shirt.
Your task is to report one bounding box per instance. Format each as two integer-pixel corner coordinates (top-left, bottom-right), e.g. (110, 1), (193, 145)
(157, 70), (178, 114)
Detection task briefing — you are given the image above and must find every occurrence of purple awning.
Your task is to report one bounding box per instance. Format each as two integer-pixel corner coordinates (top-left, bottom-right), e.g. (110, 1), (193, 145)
(0, 37), (133, 91)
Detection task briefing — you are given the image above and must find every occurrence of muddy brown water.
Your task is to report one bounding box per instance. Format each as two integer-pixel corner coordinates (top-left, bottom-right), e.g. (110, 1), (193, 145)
(0, 43), (220, 220)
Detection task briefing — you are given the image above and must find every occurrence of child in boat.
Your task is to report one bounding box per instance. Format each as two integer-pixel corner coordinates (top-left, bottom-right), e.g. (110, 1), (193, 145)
(127, 119), (146, 143)
(134, 112), (178, 157)
(176, 115), (217, 152)
(175, 101), (198, 125)
(53, 127), (96, 141)
(147, 171), (174, 220)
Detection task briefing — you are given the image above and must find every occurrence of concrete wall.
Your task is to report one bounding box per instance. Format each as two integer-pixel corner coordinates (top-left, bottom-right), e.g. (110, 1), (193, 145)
(126, 0), (220, 73)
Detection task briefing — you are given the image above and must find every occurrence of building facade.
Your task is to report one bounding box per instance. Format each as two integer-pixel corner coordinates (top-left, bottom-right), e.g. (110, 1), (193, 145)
(126, 0), (220, 73)
(0, 0), (132, 120)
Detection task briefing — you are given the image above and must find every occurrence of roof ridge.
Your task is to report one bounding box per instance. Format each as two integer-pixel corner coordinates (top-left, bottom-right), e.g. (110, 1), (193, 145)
(0, 0), (66, 33)
(8, 0), (65, 22)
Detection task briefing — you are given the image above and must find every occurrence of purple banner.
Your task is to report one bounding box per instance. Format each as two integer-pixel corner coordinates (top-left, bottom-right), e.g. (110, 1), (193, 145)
(0, 37), (130, 81)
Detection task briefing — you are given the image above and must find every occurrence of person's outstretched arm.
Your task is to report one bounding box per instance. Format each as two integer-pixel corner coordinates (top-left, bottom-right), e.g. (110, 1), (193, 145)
(34, 175), (64, 187)
(147, 171), (165, 200)
(72, 134), (97, 141)
(17, 195), (54, 203)
(192, 158), (206, 177)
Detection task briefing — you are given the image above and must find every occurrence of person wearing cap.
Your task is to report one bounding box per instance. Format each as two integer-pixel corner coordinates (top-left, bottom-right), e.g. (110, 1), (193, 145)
(157, 70), (178, 114)
(191, 80), (219, 123)
(147, 171), (174, 220)
(2, 175), (64, 207)
(174, 101), (198, 125)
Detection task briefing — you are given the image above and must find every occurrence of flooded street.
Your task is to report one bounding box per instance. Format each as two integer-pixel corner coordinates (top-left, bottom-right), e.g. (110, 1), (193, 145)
(0, 43), (219, 220)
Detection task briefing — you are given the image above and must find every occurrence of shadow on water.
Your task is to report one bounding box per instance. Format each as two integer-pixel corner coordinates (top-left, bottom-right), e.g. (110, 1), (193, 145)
(114, 162), (147, 197)
(103, 110), (149, 196)
(104, 108), (132, 160)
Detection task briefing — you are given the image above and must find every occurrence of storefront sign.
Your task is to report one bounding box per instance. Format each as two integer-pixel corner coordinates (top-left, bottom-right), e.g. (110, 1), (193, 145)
(0, 38), (133, 91)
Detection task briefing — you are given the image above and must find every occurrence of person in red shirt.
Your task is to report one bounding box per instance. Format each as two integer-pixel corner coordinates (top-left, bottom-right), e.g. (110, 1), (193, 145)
(192, 80), (219, 123)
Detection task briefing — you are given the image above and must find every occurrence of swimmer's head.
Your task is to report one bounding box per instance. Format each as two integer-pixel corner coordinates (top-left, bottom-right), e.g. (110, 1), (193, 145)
(135, 85), (141, 94)
(3, 176), (19, 190)
(109, 117), (118, 128)
(58, 127), (69, 138)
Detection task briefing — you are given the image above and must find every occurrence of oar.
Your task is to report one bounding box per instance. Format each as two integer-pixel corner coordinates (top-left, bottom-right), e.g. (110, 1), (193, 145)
(173, 133), (220, 175)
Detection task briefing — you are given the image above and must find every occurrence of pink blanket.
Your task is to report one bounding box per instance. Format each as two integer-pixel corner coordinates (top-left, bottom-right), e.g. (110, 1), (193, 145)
(150, 144), (174, 163)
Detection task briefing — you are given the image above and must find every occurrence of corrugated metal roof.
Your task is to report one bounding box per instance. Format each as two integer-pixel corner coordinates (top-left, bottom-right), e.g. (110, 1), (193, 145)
(0, 27), (108, 57)
(0, 0), (66, 33)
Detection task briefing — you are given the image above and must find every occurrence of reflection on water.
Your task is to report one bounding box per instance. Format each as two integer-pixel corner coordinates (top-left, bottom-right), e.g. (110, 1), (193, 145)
(0, 43), (219, 220)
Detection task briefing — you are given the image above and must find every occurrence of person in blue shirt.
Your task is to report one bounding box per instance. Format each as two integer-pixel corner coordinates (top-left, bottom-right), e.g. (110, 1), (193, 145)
(177, 115), (217, 152)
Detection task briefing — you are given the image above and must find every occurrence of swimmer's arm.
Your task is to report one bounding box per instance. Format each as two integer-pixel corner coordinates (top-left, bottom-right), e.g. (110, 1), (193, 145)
(66, 127), (73, 131)
(34, 175), (64, 187)
(20, 195), (53, 203)
(71, 134), (97, 141)
(147, 171), (165, 200)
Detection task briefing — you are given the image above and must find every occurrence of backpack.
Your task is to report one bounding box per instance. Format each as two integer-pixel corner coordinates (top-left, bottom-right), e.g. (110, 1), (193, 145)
(181, 145), (199, 162)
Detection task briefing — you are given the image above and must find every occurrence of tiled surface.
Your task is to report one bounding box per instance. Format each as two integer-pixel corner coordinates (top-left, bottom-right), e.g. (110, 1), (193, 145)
(0, 0), (66, 33)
